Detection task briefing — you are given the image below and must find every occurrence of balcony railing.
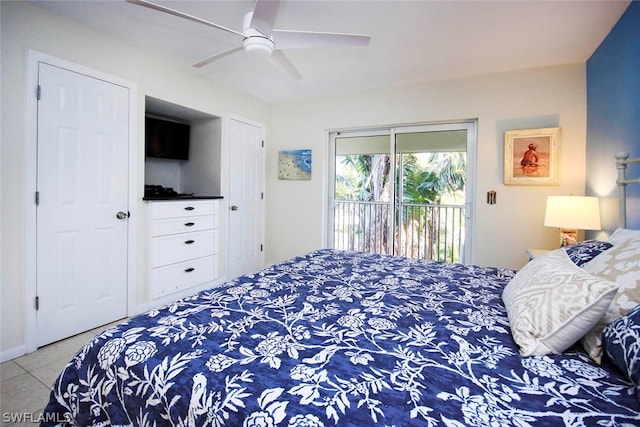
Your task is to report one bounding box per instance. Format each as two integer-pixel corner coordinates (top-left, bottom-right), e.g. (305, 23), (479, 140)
(333, 200), (465, 263)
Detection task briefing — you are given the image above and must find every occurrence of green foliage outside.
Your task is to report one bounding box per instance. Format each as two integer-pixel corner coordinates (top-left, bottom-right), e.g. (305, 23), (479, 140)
(334, 152), (466, 261)
(336, 152), (466, 204)
(400, 152), (466, 204)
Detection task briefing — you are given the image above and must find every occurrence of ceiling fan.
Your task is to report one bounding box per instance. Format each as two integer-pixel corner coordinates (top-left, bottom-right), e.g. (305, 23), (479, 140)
(126, 0), (371, 79)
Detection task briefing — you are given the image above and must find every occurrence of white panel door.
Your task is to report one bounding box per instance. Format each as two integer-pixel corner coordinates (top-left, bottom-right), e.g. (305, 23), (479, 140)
(36, 63), (129, 346)
(228, 119), (264, 278)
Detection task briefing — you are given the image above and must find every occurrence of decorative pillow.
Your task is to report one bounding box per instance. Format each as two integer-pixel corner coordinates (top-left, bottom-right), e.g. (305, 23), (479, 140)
(580, 237), (640, 363)
(502, 249), (618, 357)
(563, 239), (613, 266)
(607, 228), (640, 246)
(602, 303), (640, 402)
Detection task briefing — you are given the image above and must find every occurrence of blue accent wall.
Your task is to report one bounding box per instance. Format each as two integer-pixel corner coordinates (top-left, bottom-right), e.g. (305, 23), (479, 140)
(586, 1), (640, 230)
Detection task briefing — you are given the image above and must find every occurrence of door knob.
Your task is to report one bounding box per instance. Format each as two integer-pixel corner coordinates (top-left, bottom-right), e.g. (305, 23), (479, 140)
(231, 205), (239, 211)
(116, 211), (128, 220)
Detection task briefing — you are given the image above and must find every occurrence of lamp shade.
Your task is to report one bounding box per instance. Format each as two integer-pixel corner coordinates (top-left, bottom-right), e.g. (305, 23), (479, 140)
(544, 196), (601, 230)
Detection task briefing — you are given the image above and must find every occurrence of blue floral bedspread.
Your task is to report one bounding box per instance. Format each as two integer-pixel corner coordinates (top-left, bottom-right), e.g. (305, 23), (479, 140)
(42, 249), (640, 426)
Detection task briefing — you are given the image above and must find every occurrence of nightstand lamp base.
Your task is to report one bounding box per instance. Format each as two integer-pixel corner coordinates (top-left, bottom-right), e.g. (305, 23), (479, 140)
(558, 228), (577, 247)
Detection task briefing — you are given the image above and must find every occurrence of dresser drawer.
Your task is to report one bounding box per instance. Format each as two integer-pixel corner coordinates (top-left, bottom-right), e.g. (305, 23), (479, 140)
(151, 200), (218, 219)
(151, 215), (217, 236)
(151, 229), (218, 267)
(150, 255), (218, 299)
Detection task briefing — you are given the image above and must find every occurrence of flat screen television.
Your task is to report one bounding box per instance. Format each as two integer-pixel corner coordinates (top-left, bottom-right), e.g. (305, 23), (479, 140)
(145, 116), (190, 160)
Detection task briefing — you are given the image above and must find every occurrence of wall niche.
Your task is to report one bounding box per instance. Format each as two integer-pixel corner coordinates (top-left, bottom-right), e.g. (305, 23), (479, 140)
(144, 96), (222, 197)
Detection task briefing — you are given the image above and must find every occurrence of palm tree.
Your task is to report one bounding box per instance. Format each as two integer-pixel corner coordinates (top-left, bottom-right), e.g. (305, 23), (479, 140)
(340, 154), (390, 201)
(401, 152), (465, 203)
(336, 154), (391, 252)
(399, 152), (466, 260)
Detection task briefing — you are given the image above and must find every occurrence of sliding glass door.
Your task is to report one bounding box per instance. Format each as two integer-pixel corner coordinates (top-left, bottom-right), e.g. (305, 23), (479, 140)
(328, 121), (476, 263)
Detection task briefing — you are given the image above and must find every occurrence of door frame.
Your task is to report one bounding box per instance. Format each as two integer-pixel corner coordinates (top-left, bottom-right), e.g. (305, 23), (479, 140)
(24, 50), (138, 353)
(327, 120), (477, 263)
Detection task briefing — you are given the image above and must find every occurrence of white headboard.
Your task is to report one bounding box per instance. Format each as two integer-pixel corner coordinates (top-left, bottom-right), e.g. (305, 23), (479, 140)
(616, 152), (640, 228)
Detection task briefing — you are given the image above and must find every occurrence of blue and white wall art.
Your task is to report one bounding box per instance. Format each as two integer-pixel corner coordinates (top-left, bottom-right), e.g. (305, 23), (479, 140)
(278, 149), (312, 180)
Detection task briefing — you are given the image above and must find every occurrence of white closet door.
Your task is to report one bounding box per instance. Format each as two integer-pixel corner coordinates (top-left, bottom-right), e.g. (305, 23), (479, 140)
(228, 119), (265, 278)
(36, 62), (129, 346)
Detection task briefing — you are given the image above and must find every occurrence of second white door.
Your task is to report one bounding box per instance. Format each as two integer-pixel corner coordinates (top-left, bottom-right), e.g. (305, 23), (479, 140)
(228, 119), (265, 278)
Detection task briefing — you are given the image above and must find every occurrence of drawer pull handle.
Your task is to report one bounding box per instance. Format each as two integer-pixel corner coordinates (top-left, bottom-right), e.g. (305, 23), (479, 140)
(184, 268), (195, 273)
(185, 206), (195, 211)
(185, 222), (195, 227)
(185, 240), (195, 245)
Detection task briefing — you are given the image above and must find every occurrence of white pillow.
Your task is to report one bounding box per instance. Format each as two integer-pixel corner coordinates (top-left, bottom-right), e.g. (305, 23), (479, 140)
(580, 234), (640, 363)
(502, 250), (618, 357)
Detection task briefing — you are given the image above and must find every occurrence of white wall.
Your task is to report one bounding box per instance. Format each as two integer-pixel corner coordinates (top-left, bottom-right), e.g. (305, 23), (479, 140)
(266, 65), (588, 270)
(0, 1), (269, 357)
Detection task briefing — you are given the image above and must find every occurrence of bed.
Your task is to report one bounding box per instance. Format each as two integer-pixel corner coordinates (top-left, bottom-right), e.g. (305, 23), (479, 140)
(41, 157), (640, 426)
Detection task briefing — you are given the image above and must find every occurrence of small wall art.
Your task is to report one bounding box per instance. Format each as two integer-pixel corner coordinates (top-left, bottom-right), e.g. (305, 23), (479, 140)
(278, 149), (312, 180)
(504, 127), (560, 185)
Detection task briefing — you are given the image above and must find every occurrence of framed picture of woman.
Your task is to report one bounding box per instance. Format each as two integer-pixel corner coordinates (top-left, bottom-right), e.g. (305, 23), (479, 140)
(504, 127), (560, 185)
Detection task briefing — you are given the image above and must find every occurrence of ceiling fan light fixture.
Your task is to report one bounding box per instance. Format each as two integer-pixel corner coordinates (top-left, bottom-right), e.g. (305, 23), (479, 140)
(243, 37), (275, 58)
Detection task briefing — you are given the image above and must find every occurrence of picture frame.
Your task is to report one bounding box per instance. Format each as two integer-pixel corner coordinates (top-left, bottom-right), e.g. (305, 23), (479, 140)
(504, 127), (560, 185)
(278, 149), (312, 180)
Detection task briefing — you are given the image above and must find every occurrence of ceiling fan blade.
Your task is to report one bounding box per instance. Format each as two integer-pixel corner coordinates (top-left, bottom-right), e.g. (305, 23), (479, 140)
(270, 50), (302, 80)
(250, 0), (281, 37)
(272, 29), (371, 50)
(193, 46), (244, 68)
(127, 0), (244, 38)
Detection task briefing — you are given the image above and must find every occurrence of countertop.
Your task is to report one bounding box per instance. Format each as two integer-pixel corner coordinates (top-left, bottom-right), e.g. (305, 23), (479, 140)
(143, 195), (224, 201)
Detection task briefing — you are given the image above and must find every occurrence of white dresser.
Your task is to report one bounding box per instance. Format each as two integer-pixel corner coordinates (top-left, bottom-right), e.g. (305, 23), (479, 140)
(148, 199), (219, 299)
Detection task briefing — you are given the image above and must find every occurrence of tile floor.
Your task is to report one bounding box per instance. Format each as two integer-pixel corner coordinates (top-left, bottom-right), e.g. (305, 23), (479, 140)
(0, 321), (124, 426)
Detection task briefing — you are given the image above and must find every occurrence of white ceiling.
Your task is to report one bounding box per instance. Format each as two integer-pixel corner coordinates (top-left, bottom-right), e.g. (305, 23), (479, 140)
(30, 0), (630, 104)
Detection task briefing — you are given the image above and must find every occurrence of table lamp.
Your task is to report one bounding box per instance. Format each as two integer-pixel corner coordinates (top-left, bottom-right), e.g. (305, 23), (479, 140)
(544, 196), (601, 246)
